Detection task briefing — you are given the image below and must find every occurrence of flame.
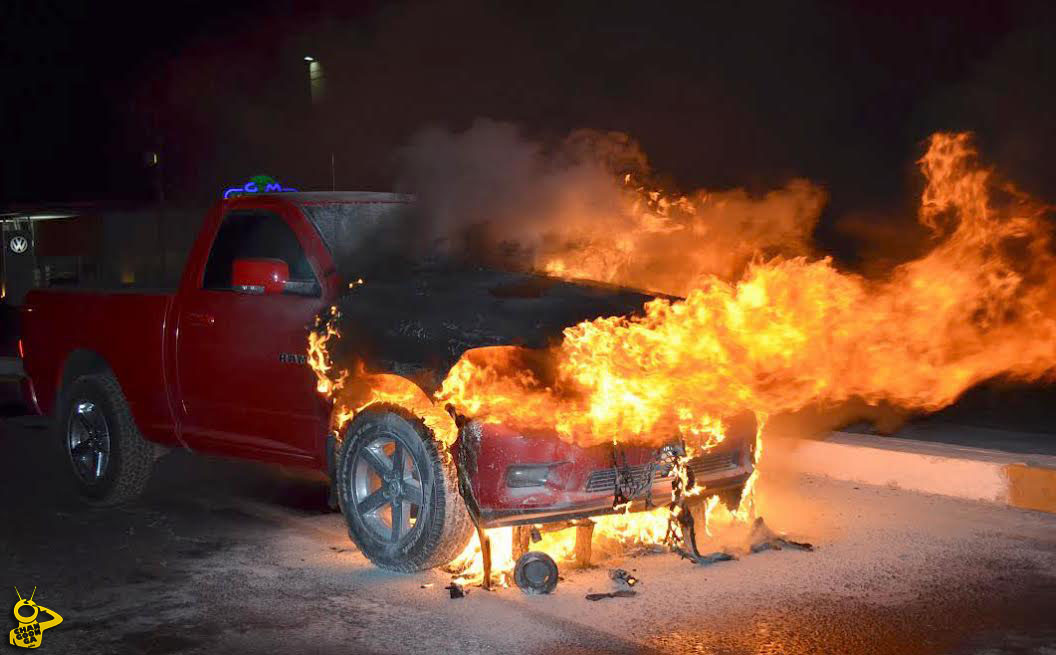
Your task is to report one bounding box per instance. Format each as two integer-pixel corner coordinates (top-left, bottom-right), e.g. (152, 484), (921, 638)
(311, 132), (1056, 578)
(308, 307), (458, 447)
(307, 310), (346, 396)
(444, 492), (748, 586)
(446, 528), (517, 587)
(330, 370), (459, 448)
(536, 176), (826, 297)
(437, 133), (1056, 450)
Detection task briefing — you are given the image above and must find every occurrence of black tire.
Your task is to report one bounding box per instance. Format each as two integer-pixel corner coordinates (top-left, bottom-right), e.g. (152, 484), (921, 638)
(336, 406), (473, 572)
(58, 373), (154, 505)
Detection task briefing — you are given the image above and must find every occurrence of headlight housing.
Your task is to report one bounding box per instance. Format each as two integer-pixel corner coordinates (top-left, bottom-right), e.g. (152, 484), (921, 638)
(505, 464), (558, 488)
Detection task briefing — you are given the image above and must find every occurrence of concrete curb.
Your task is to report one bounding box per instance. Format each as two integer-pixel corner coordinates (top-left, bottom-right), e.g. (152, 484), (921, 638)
(765, 431), (1056, 513)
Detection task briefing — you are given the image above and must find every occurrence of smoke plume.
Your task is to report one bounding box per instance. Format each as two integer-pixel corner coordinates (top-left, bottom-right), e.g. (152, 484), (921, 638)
(397, 119), (827, 296)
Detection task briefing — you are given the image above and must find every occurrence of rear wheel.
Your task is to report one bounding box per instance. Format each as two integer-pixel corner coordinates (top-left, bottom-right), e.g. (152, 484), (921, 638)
(336, 406), (472, 572)
(58, 373), (154, 505)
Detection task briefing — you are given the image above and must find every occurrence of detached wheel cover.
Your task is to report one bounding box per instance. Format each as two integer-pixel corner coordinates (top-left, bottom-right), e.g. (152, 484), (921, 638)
(514, 551), (559, 594)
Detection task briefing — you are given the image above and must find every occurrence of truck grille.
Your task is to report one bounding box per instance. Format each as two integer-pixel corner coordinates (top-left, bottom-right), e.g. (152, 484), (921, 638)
(584, 451), (740, 493)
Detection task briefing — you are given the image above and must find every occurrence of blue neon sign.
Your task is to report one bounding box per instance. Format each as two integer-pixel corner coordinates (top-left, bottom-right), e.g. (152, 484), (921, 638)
(223, 175), (298, 198)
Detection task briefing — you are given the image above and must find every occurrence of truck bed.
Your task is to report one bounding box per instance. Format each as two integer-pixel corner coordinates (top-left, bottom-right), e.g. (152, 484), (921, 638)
(21, 288), (178, 444)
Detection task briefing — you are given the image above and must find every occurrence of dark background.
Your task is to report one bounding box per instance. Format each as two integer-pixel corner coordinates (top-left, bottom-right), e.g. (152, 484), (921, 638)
(2, 0), (1054, 241)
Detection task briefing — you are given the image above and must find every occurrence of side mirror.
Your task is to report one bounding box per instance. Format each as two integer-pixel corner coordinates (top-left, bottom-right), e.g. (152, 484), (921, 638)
(232, 258), (289, 294)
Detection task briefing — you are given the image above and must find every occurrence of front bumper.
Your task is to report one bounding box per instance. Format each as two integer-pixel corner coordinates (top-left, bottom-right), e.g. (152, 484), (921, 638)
(479, 473), (751, 528)
(462, 421), (755, 528)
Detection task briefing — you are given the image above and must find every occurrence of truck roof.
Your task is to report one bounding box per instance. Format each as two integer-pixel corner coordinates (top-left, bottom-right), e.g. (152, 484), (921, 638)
(226, 191), (414, 205)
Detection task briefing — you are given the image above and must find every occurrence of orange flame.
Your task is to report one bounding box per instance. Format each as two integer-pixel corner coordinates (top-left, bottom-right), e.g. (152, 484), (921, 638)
(437, 133), (1056, 450)
(307, 310), (346, 396)
(311, 132), (1056, 577)
(330, 370), (459, 449)
(538, 176), (826, 297)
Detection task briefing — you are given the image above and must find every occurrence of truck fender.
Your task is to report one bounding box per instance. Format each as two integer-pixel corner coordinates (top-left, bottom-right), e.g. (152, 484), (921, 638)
(56, 349), (111, 414)
(54, 349), (171, 457)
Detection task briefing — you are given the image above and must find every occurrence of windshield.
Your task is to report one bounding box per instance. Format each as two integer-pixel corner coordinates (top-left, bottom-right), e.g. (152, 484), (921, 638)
(296, 195), (430, 282)
(297, 194), (532, 283)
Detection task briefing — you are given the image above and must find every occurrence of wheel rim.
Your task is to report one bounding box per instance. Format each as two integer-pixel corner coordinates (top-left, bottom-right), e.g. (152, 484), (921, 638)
(67, 400), (111, 483)
(350, 433), (426, 544)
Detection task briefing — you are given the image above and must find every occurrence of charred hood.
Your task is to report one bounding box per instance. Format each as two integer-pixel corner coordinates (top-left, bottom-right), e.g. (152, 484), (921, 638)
(328, 270), (656, 392)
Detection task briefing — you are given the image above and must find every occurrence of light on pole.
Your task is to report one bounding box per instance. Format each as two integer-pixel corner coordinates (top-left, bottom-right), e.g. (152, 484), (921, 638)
(305, 56), (324, 105)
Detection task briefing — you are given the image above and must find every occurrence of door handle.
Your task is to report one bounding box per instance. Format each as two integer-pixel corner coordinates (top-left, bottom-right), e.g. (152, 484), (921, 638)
(187, 312), (215, 327)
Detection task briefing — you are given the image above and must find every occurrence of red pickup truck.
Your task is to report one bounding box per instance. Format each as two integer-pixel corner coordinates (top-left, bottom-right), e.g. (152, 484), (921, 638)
(21, 190), (755, 572)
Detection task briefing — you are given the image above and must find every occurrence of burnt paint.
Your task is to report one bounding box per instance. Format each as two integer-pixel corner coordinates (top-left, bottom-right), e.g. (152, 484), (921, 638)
(329, 268), (656, 394)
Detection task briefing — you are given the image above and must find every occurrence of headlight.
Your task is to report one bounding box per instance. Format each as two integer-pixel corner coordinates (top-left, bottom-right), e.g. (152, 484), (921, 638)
(505, 464), (555, 488)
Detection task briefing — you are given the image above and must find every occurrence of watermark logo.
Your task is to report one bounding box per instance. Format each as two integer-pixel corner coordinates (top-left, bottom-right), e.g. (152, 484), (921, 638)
(9, 587), (62, 649)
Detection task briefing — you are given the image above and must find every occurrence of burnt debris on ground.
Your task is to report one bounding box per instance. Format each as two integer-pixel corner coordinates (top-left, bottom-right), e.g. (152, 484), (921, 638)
(586, 590), (638, 601)
(748, 517), (815, 553)
(609, 568), (638, 587)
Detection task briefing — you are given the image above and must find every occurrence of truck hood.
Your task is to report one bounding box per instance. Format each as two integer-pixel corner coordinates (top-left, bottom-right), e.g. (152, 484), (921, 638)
(328, 269), (657, 391)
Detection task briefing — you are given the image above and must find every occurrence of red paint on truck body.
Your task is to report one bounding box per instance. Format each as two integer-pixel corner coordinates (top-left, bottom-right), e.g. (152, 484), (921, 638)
(20, 193), (752, 526)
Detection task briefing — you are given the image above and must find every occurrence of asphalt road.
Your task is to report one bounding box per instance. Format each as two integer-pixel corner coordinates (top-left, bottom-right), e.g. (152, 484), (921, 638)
(2, 416), (1055, 655)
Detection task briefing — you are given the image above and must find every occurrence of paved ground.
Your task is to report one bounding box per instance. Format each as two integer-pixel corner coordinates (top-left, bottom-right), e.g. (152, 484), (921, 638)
(2, 416), (1055, 655)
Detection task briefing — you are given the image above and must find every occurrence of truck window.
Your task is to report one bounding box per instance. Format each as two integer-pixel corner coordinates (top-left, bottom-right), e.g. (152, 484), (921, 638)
(202, 211), (318, 295)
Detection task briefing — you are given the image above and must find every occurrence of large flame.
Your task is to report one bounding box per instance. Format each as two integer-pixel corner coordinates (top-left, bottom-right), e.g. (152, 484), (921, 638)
(311, 132), (1056, 579)
(437, 133), (1056, 449)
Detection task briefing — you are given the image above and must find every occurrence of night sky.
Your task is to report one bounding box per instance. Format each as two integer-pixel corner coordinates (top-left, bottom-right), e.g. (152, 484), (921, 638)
(2, 0), (1053, 244)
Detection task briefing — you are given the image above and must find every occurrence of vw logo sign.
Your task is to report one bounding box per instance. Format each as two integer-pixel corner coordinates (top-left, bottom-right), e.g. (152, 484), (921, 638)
(9, 235), (29, 254)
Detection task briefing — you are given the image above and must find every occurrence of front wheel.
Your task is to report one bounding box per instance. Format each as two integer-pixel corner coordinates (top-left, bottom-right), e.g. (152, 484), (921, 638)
(58, 373), (155, 505)
(336, 406), (473, 572)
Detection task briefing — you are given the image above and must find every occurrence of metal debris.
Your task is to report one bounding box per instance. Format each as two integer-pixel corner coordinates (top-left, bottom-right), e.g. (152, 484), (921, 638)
(750, 538), (815, 553)
(586, 590), (637, 601)
(514, 551), (559, 595)
(609, 568), (638, 587)
(665, 458), (717, 564)
(679, 550), (737, 566)
(748, 517), (815, 553)
(451, 418), (494, 590)
(661, 455), (814, 565)
(446, 583), (468, 599)
(610, 444), (680, 510)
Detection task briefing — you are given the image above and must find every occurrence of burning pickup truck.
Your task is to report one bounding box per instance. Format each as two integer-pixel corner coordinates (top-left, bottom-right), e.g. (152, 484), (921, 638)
(20, 190), (755, 572)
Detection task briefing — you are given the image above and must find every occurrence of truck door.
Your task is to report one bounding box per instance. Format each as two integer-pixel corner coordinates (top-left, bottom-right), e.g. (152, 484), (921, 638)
(175, 208), (327, 462)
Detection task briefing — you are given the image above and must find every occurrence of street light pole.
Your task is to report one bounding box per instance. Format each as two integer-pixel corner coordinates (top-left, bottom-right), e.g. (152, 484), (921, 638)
(305, 56), (333, 190)
(304, 56), (324, 105)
